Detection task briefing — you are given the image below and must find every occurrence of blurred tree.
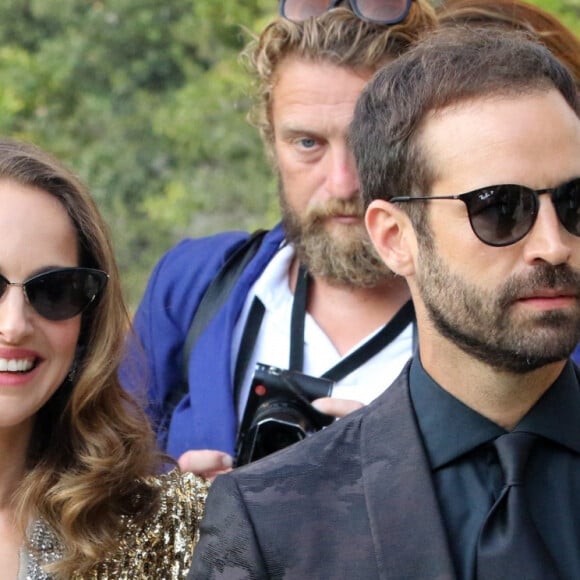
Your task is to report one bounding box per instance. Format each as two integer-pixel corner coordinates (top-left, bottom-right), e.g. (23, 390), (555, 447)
(533, 0), (580, 31)
(0, 0), (576, 306)
(0, 0), (277, 306)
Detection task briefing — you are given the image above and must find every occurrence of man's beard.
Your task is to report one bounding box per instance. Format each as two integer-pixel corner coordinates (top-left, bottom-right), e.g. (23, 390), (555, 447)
(416, 238), (580, 373)
(279, 186), (393, 289)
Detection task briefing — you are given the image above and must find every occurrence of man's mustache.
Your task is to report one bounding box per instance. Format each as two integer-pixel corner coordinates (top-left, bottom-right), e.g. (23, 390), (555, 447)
(304, 198), (364, 224)
(499, 264), (580, 307)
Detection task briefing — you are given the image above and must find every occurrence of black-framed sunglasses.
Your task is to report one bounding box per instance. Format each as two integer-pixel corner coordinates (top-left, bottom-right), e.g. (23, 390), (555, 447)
(0, 267), (109, 321)
(279, 0), (413, 25)
(390, 178), (580, 247)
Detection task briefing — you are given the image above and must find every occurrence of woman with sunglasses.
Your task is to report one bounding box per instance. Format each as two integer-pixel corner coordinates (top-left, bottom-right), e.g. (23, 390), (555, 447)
(0, 139), (207, 579)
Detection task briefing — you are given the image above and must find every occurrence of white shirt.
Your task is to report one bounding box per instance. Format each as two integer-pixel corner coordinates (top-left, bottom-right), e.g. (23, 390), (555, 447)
(232, 244), (413, 421)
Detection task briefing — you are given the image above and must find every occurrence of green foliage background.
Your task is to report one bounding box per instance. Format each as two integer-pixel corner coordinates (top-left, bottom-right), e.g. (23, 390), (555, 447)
(0, 0), (578, 307)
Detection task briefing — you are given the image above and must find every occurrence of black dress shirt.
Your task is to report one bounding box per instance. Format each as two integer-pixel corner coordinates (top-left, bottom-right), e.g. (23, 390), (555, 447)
(410, 357), (580, 580)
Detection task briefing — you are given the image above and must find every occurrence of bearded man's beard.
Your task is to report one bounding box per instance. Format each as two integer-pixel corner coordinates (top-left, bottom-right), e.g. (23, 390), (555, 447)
(279, 187), (393, 288)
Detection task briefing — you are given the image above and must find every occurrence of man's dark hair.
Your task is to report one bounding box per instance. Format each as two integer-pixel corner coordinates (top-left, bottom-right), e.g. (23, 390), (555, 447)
(350, 26), (580, 224)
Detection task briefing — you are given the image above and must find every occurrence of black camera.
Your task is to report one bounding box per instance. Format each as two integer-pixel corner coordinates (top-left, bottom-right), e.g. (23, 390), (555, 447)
(235, 363), (335, 466)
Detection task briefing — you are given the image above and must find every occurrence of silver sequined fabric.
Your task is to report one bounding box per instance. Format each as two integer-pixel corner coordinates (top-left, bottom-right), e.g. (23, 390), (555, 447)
(24, 470), (209, 579)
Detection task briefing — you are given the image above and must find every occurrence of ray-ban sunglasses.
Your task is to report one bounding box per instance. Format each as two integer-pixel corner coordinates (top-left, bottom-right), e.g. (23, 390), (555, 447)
(390, 178), (580, 247)
(0, 267), (108, 321)
(279, 0), (413, 25)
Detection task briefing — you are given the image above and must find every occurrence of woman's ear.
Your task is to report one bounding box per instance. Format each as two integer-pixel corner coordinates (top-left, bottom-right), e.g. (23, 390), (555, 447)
(365, 199), (417, 277)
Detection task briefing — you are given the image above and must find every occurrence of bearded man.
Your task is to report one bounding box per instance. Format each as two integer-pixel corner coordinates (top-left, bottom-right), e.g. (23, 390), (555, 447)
(120, 0), (436, 478)
(191, 26), (580, 580)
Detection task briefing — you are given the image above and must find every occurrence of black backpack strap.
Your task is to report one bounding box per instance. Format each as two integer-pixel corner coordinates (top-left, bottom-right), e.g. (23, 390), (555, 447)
(181, 228), (269, 381)
(160, 229), (269, 433)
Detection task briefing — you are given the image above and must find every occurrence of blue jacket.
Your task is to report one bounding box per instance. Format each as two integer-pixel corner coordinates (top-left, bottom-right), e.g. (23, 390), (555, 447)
(120, 224), (286, 458)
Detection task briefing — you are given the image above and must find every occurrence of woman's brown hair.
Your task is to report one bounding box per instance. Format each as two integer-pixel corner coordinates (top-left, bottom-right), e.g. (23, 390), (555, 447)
(0, 139), (165, 577)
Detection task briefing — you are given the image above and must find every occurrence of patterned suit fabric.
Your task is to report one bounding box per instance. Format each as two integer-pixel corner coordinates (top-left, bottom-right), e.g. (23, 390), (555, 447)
(190, 364), (456, 580)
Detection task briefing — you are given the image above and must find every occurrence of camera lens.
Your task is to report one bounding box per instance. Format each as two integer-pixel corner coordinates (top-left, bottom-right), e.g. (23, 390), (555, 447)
(238, 405), (312, 464)
(251, 419), (307, 461)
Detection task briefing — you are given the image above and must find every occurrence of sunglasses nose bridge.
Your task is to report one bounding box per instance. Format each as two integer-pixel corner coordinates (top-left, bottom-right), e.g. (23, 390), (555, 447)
(0, 281), (35, 337)
(0, 280), (28, 300)
(2, 282), (35, 313)
(522, 193), (573, 261)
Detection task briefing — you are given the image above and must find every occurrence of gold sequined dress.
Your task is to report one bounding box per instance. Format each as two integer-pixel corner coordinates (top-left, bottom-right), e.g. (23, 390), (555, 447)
(21, 470), (209, 580)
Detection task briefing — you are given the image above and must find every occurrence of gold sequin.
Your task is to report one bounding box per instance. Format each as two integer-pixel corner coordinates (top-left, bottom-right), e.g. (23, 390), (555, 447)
(26, 470), (209, 579)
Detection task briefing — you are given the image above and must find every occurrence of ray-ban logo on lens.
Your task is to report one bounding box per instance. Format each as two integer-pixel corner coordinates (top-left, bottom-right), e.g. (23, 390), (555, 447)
(478, 189), (497, 201)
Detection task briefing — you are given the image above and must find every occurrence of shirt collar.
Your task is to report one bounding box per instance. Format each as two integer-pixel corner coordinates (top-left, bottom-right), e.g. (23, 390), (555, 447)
(410, 357), (580, 469)
(252, 242), (294, 313)
(517, 361), (580, 455)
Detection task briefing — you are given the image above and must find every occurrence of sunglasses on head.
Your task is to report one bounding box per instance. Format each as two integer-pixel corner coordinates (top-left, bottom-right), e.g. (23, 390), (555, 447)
(0, 267), (109, 321)
(390, 178), (580, 247)
(279, 0), (413, 25)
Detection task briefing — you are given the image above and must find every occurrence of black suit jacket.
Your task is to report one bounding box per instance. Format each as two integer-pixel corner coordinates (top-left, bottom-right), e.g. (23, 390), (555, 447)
(189, 364), (456, 579)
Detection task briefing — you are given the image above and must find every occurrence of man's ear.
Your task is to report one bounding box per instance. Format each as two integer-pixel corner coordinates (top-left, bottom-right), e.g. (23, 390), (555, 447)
(365, 199), (417, 277)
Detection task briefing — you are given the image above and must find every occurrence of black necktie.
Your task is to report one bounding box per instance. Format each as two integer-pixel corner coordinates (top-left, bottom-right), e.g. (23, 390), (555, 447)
(476, 432), (559, 579)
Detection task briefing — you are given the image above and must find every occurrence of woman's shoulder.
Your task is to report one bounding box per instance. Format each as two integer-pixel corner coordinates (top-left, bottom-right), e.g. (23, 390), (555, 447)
(147, 468), (211, 527)
(123, 469), (210, 568)
(78, 469), (210, 579)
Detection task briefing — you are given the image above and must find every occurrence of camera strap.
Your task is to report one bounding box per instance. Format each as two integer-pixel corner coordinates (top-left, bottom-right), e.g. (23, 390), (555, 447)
(233, 296), (266, 409)
(289, 264), (309, 371)
(234, 263), (416, 406)
(321, 298), (414, 381)
(290, 264), (415, 382)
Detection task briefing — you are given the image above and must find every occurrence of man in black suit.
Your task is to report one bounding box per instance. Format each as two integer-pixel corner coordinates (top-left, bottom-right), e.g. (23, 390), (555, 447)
(190, 27), (580, 580)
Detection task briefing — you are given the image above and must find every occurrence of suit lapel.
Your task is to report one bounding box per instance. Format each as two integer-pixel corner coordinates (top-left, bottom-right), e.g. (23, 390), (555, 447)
(361, 365), (457, 579)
